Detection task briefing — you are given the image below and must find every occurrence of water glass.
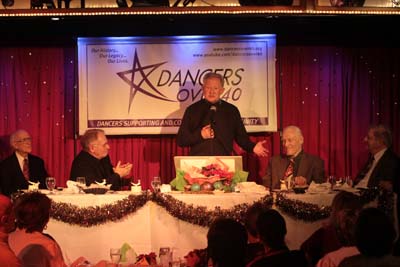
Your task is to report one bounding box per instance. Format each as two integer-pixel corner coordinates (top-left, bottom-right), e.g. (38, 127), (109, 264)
(76, 177), (86, 193)
(344, 176), (353, 187)
(45, 177), (56, 193)
(151, 176), (161, 192)
(109, 248), (121, 264)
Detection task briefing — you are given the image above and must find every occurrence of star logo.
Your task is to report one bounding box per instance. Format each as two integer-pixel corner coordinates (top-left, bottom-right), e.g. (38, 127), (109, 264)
(117, 49), (175, 113)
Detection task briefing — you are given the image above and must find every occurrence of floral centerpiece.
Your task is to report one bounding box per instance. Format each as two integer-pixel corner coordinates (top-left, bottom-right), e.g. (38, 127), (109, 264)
(170, 157), (248, 192)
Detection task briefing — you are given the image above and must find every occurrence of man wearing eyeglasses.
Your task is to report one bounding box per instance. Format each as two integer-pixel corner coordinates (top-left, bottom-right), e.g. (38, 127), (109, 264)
(69, 129), (132, 190)
(0, 129), (49, 196)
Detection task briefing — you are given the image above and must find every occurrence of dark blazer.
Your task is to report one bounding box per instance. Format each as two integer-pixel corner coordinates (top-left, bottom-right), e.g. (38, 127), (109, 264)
(0, 152), (48, 196)
(356, 149), (400, 189)
(263, 151), (325, 189)
(69, 150), (122, 190)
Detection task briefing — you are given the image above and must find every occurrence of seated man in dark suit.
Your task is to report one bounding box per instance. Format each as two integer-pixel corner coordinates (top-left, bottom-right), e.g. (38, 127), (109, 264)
(263, 125), (325, 190)
(69, 129), (132, 190)
(0, 129), (48, 196)
(354, 124), (400, 191)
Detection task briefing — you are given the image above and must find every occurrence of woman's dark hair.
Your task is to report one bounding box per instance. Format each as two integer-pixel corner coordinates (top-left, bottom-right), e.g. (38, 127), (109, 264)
(207, 217), (247, 267)
(256, 209), (287, 250)
(244, 202), (270, 238)
(329, 191), (362, 227)
(355, 208), (396, 257)
(14, 192), (51, 233)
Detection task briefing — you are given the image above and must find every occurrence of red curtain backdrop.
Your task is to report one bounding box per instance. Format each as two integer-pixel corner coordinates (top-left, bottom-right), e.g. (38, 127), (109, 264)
(0, 46), (399, 188)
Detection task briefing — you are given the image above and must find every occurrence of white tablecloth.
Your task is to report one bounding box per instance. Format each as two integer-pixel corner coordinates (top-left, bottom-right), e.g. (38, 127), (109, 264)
(46, 191), (333, 264)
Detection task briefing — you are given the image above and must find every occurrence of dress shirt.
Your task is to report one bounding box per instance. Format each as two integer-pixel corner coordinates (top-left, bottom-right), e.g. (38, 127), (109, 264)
(356, 148), (386, 188)
(15, 152), (26, 173)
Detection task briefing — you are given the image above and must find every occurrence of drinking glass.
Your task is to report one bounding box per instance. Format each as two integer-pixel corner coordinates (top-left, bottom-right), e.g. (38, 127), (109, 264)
(76, 177), (86, 193)
(151, 176), (161, 192)
(45, 177), (56, 193)
(344, 176), (353, 187)
(110, 248), (121, 264)
(327, 175), (336, 189)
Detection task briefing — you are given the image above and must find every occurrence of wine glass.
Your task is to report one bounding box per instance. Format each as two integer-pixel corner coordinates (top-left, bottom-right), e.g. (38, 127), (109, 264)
(328, 175), (336, 189)
(76, 177), (86, 193)
(110, 248), (121, 265)
(344, 176), (353, 187)
(45, 177), (56, 193)
(151, 176), (161, 192)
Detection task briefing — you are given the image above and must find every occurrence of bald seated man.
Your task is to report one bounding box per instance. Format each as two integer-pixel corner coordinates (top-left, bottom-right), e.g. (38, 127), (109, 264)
(263, 125), (325, 190)
(69, 129), (132, 190)
(0, 130), (48, 196)
(0, 194), (21, 267)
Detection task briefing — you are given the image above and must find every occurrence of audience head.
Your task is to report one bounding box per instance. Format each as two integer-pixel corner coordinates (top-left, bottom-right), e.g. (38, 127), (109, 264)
(80, 129), (110, 159)
(207, 217), (247, 267)
(329, 191), (362, 228)
(202, 72), (225, 104)
(355, 207), (396, 257)
(14, 192), (51, 233)
(364, 124), (392, 154)
(282, 125), (304, 157)
(10, 129), (32, 157)
(0, 194), (15, 233)
(256, 209), (287, 250)
(244, 202), (270, 242)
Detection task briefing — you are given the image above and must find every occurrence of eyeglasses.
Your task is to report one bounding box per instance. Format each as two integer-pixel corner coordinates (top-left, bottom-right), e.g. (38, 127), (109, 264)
(16, 137), (32, 143)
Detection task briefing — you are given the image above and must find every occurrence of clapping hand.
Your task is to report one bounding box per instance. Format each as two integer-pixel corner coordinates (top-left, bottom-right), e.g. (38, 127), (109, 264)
(113, 160), (133, 178)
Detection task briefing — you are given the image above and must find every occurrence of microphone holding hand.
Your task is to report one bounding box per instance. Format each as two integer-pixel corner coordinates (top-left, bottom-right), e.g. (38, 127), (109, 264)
(201, 105), (216, 140)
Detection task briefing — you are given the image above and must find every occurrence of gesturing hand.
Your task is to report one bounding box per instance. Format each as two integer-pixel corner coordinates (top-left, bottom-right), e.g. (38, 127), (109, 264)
(253, 140), (269, 157)
(113, 160), (133, 178)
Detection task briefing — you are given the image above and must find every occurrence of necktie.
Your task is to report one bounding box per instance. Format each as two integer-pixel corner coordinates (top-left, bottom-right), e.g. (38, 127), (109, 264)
(283, 158), (295, 180)
(354, 155), (374, 185)
(23, 158), (30, 181)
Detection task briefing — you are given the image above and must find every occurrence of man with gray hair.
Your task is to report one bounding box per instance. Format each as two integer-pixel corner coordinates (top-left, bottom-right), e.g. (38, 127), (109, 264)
(0, 129), (48, 196)
(263, 125), (325, 190)
(354, 124), (400, 191)
(177, 72), (268, 157)
(69, 129), (132, 190)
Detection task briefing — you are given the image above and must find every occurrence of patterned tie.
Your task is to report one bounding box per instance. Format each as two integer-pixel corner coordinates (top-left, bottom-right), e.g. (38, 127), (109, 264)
(23, 158), (30, 181)
(283, 158), (295, 180)
(354, 155), (374, 185)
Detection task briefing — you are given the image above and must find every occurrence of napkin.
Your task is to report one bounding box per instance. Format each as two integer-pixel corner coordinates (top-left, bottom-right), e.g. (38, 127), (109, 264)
(65, 181), (81, 194)
(235, 182), (267, 193)
(307, 181), (331, 194)
(160, 184), (172, 193)
(120, 243), (137, 263)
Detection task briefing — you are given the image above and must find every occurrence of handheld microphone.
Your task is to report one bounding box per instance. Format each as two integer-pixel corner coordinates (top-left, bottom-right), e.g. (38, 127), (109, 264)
(209, 105), (217, 127)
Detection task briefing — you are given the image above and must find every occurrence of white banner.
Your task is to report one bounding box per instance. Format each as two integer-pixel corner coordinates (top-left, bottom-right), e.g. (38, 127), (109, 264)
(78, 35), (277, 135)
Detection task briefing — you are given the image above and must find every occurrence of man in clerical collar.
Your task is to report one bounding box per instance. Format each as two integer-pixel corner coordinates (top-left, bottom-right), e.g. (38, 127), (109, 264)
(354, 124), (400, 191)
(177, 72), (268, 157)
(69, 129), (132, 190)
(263, 125), (325, 190)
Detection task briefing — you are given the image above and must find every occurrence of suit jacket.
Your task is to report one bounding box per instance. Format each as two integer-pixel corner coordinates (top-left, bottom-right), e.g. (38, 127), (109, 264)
(0, 153), (48, 196)
(69, 150), (122, 190)
(356, 149), (400, 190)
(263, 151), (325, 189)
